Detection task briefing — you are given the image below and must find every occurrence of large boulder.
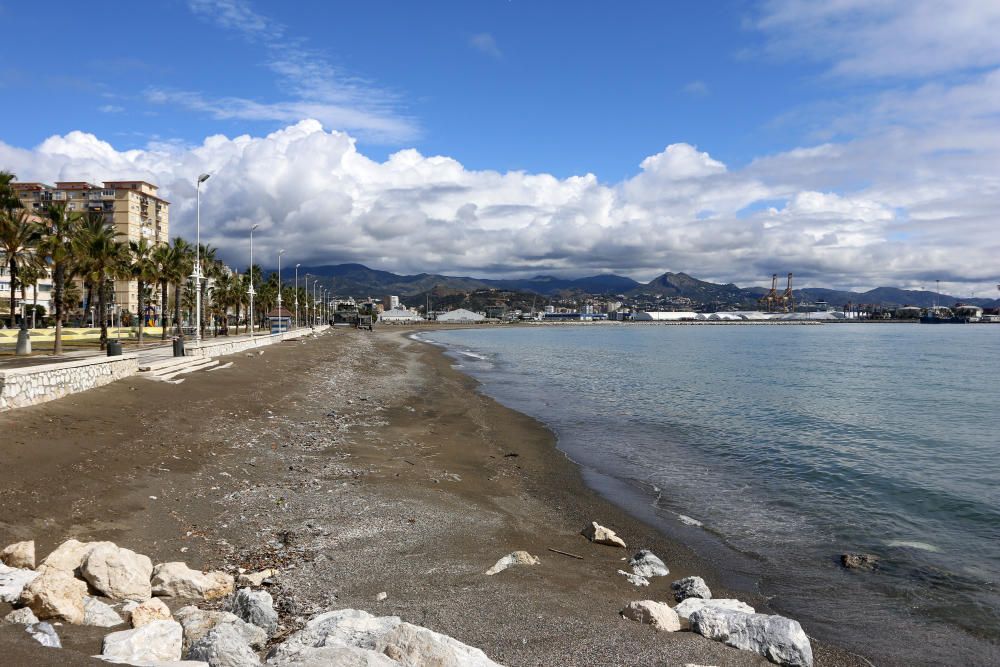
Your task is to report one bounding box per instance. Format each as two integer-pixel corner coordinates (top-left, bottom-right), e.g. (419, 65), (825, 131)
(271, 645), (396, 666)
(127, 597), (173, 628)
(19, 568), (88, 623)
(266, 609), (402, 662)
(39, 539), (114, 574)
(101, 619), (184, 663)
(581, 521), (626, 548)
(0, 563), (40, 603)
(673, 597), (755, 621)
(689, 608), (813, 667)
(26, 621), (62, 648)
(84, 595), (125, 627)
(628, 550), (669, 577)
(187, 623), (261, 666)
(376, 621), (503, 666)
(620, 600), (681, 632)
(227, 587), (278, 636)
(1, 540), (35, 569)
(3, 607), (39, 625)
(82, 543), (153, 601)
(152, 562), (235, 601)
(485, 551), (540, 575)
(175, 605), (267, 653)
(671, 576), (712, 602)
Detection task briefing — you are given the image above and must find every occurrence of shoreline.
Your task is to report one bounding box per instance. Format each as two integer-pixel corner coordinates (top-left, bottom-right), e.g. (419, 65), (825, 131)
(0, 327), (874, 665)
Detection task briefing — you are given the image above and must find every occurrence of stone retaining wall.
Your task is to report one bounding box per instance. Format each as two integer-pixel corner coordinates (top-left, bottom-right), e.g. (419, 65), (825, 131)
(186, 325), (330, 358)
(0, 354), (139, 412)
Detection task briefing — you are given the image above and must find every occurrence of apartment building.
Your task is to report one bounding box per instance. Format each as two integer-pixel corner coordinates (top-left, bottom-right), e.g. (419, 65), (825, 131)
(13, 180), (170, 316)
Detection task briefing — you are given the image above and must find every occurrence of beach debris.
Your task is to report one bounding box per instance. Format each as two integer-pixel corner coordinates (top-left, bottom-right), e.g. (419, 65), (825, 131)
(376, 591), (388, 601)
(187, 622), (261, 666)
(629, 549), (669, 577)
(26, 621), (61, 648)
(100, 619), (184, 664)
(689, 608), (813, 667)
(3, 607), (39, 625)
(581, 521), (627, 548)
(151, 562), (235, 601)
(18, 568), (88, 623)
(127, 597), (173, 627)
(1, 540), (35, 569)
(81, 542), (153, 601)
(673, 597), (755, 621)
(840, 553), (880, 571)
(38, 539), (114, 575)
(0, 563), (40, 602)
(617, 569), (650, 587)
(83, 595), (125, 627)
(671, 576), (712, 602)
(620, 600), (681, 632)
(485, 550), (541, 575)
(226, 586), (279, 635)
(547, 547), (584, 560)
(503, 452), (519, 457)
(237, 568), (278, 588)
(174, 605), (267, 653)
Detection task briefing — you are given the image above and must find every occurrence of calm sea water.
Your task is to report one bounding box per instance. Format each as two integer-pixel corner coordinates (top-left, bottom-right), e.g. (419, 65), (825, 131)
(421, 323), (1000, 666)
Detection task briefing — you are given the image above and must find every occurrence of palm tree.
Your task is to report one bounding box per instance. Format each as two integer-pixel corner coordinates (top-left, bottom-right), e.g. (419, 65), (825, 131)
(18, 261), (47, 328)
(0, 209), (42, 328)
(129, 237), (158, 345)
(197, 244), (220, 339)
(38, 204), (82, 352)
(167, 237), (193, 338)
(152, 243), (172, 340)
(73, 214), (129, 349)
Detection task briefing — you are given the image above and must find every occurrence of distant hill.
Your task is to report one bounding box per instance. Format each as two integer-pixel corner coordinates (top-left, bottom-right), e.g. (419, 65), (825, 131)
(288, 263), (999, 309)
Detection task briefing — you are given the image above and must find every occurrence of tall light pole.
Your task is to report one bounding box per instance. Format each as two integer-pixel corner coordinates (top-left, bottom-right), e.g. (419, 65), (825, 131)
(193, 173), (210, 343)
(312, 280), (318, 325)
(248, 223), (259, 338)
(294, 264), (300, 329)
(276, 249), (285, 332)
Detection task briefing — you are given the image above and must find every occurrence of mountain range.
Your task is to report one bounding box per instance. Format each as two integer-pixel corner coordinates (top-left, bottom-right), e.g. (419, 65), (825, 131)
(290, 263), (999, 309)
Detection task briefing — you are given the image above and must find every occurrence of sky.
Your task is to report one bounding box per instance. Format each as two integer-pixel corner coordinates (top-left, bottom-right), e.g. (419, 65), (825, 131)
(1, 0), (999, 295)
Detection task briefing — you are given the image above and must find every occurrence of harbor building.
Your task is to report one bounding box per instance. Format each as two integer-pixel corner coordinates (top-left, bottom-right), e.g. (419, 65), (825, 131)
(13, 180), (170, 316)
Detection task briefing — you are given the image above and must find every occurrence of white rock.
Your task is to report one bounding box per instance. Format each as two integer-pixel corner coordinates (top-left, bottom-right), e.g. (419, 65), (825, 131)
(628, 550), (669, 577)
(3, 607), (39, 625)
(377, 621), (503, 666)
(621, 600), (681, 632)
(671, 575), (712, 602)
(129, 597), (173, 627)
(175, 605), (267, 653)
(689, 608), (813, 667)
(617, 569), (650, 587)
(237, 568), (278, 588)
(85, 596), (125, 627)
(581, 521), (626, 548)
(227, 587), (278, 635)
(39, 539), (114, 574)
(187, 622), (261, 666)
(1, 540), (35, 569)
(19, 568), (88, 623)
(273, 645), (396, 666)
(375, 592), (388, 601)
(485, 551), (540, 575)
(0, 563), (40, 603)
(101, 619), (184, 663)
(26, 621), (62, 648)
(82, 543), (154, 601)
(152, 562), (235, 601)
(266, 609), (402, 662)
(673, 597), (755, 621)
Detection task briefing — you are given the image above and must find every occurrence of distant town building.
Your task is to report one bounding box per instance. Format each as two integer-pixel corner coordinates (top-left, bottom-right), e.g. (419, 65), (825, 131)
(435, 308), (485, 323)
(382, 295), (400, 310)
(379, 308), (423, 323)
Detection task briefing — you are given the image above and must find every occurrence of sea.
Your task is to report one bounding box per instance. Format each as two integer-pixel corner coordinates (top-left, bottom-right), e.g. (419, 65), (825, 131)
(418, 323), (1000, 666)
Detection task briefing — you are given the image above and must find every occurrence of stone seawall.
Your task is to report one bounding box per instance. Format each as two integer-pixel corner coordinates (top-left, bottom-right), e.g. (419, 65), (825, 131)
(186, 325), (330, 358)
(0, 354), (139, 411)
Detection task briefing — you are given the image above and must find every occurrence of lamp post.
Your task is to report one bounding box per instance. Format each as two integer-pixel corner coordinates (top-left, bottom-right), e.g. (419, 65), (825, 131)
(312, 280), (318, 325)
(193, 173), (210, 344)
(294, 264), (300, 329)
(248, 223), (259, 338)
(276, 249), (285, 333)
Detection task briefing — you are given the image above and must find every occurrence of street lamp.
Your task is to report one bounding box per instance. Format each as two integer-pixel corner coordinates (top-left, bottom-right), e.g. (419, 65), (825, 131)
(248, 223), (259, 338)
(294, 264), (300, 328)
(277, 249), (285, 332)
(312, 280), (318, 326)
(193, 173), (210, 344)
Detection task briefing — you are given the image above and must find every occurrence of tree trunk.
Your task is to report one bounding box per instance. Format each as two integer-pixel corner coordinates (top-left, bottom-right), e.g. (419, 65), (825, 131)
(84, 281), (94, 326)
(137, 279), (145, 345)
(160, 280), (168, 340)
(53, 264), (65, 355)
(98, 280), (108, 350)
(8, 258), (16, 328)
(173, 282), (183, 339)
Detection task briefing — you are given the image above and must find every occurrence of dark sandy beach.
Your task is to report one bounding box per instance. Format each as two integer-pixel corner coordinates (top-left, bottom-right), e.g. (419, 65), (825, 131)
(0, 327), (874, 666)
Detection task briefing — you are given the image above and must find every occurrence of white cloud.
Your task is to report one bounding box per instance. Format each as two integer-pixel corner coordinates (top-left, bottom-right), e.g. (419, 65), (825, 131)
(2, 120), (997, 293)
(682, 80), (709, 96)
(98, 104), (124, 113)
(469, 33), (502, 59)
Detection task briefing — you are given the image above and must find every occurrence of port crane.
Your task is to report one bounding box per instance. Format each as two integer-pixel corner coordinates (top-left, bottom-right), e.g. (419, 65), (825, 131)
(758, 273), (795, 313)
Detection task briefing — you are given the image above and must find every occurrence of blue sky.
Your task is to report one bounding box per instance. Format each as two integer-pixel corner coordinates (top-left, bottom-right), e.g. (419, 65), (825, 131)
(2, 1), (999, 293)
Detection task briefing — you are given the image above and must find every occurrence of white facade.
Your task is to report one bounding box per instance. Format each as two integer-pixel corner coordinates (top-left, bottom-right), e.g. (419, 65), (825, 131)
(632, 311), (698, 321)
(379, 308), (423, 323)
(436, 308), (485, 323)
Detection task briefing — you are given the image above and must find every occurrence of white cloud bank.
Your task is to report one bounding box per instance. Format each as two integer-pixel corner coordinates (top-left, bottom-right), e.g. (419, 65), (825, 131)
(2, 119), (997, 294)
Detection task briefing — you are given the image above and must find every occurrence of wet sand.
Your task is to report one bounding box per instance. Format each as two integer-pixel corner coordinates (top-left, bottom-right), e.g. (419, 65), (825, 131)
(0, 328), (872, 666)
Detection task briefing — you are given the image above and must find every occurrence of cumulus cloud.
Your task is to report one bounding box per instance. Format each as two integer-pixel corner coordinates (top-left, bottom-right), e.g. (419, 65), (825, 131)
(2, 120), (997, 294)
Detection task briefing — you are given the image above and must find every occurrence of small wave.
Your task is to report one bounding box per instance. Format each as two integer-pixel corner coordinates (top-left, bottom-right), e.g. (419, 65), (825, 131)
(460, 350), (488, 360)
(678, 514), (704, 527)
(886, 540), (941, 553)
